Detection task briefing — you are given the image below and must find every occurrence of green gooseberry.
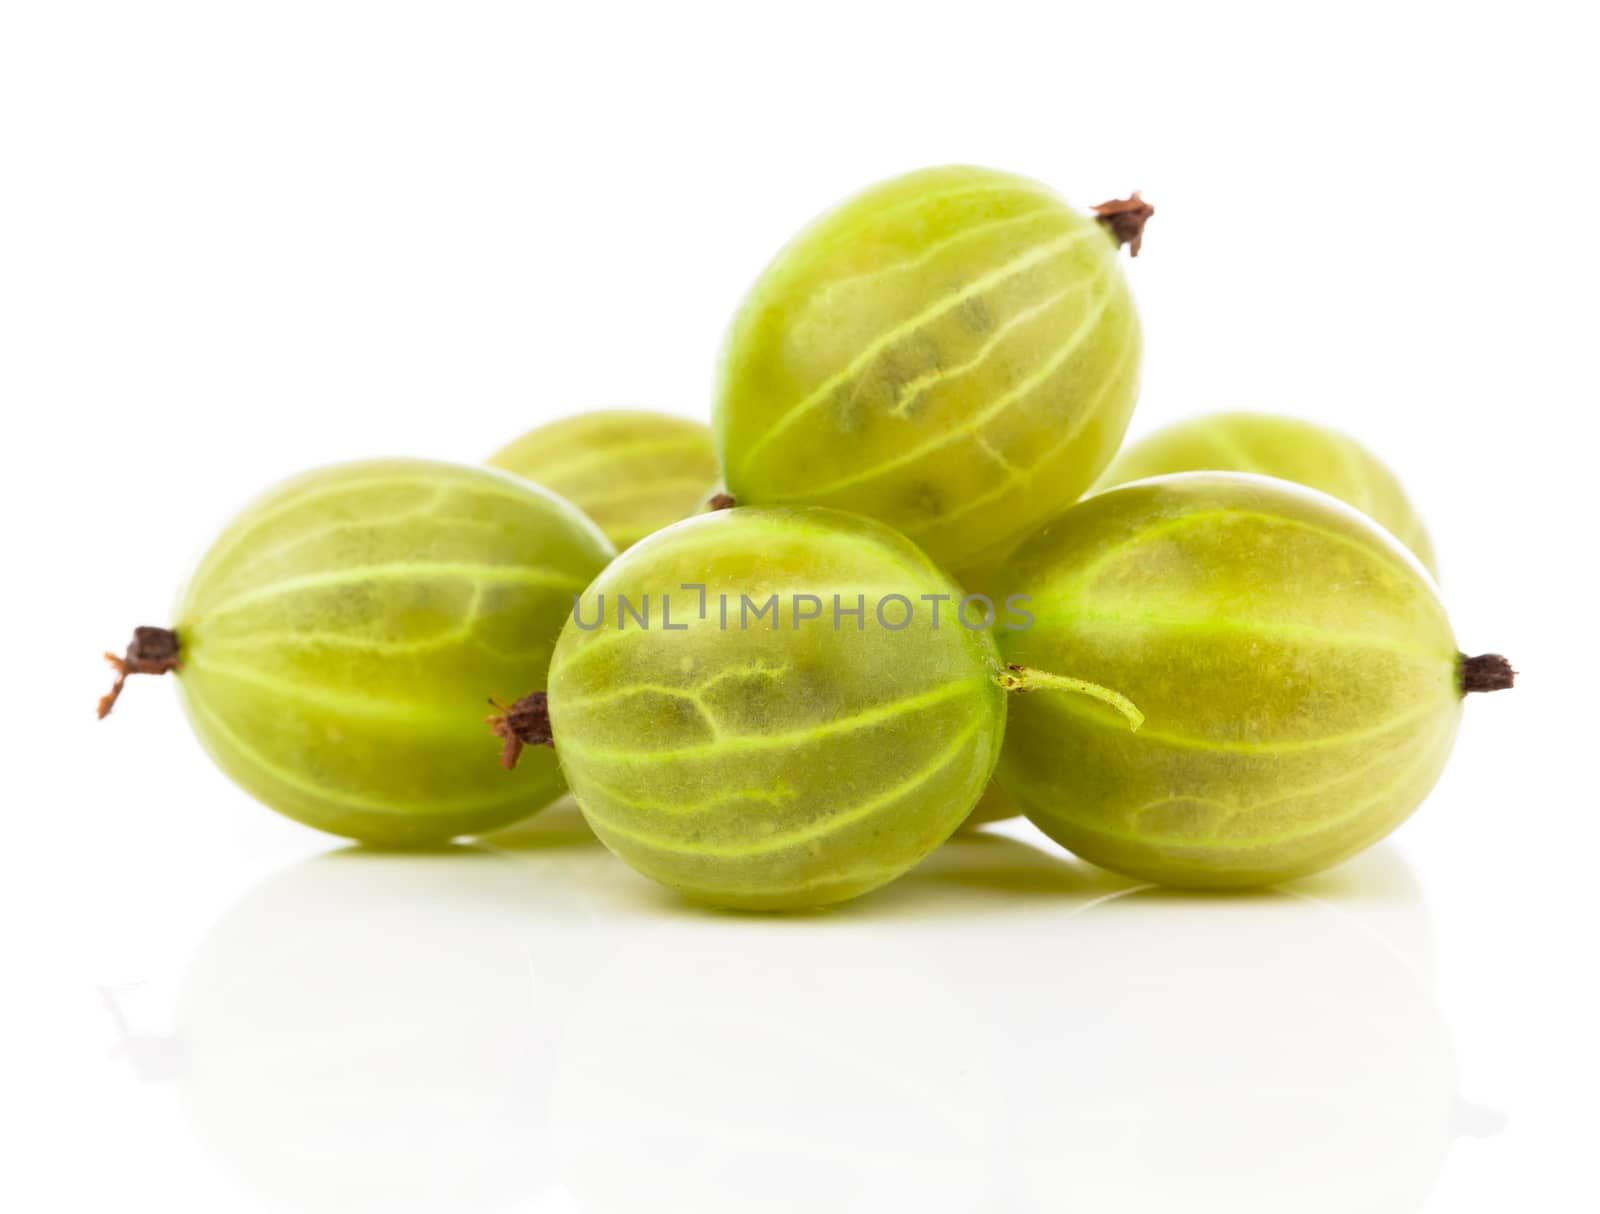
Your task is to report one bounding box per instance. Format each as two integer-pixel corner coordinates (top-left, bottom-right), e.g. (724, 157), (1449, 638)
(514, 506), (1016, 909)
(994, 472), (1513, 889)
(1096, 411), (1439, 575)
(715, 165), (1150, 573)
(489, 410), (720, 551)
(99, 459), (614, 845)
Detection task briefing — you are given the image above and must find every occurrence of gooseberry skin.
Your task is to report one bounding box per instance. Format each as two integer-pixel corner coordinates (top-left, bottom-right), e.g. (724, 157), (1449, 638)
(488, 410), (720, 550)
(546, 506), (1007, 910)
(1096, 412), (1438, 576)
(715, 165), (1143, 572)
(172, 459), (614, 845)
(995, 473), (1465, 888)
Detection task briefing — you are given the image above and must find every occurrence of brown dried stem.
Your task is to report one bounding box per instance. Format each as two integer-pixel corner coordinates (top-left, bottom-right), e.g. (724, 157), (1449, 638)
(98, 627), (182, 718)
(1092, 192), (1155, 256)
(486, 692), (554, 770)
(1460, 654), (1516, 695)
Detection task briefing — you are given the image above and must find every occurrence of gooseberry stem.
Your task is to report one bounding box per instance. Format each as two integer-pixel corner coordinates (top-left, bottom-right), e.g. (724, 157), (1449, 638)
(1460, 653), (1516, 695)
(98, 627), (182, 719)
(995, 664), (1145, 732)
(706, 493), (736, 511)
(1091, 193), (1155, 257)
(487, 692), (554, 770)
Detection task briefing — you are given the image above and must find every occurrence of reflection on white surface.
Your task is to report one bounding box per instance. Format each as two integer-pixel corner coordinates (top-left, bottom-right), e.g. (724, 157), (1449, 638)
(548, 910), (1012, 1211)
(999, 885), (1457, 1213)
(166, 808), (1482, 1214)
(176, 837), (603, 1211)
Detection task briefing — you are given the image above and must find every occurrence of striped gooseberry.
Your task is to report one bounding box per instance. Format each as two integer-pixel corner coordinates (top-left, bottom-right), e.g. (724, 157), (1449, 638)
(1096, 411), (1439, 575)
(489, 410), (719, 550)
(528, 506), (1008, 908)
(99, 459), (614, 845)
(714, 165), (1149, 572)
(994, 472), (1512, 888)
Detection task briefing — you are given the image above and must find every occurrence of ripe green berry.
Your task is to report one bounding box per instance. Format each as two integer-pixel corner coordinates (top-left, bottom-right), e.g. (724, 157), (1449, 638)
(715, 165), (1148, 572)
(489, 410), (720, 550)
(100, 459), (614, 845)
(536, 506), (1010, 909)
(1097, 411), (1439, 575)
(995, 473), (1512, 888)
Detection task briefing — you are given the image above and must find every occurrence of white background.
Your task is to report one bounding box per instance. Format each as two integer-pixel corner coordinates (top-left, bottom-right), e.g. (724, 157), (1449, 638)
(3, 2), (1595, 1210)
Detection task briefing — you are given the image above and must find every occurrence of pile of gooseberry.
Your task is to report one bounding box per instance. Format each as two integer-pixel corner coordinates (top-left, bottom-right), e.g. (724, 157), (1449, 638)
(101, 165), (1513, 909)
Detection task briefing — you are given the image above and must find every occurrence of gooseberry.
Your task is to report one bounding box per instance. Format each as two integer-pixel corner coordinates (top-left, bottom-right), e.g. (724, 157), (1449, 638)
(489, 409), (720, 550)
(994, 472), (1512, 888)
(99, 458), (614, 845)
(1097, 411), (1439, 575)
(714, 165), (1150, 572)
(511, 506), (1012, 909)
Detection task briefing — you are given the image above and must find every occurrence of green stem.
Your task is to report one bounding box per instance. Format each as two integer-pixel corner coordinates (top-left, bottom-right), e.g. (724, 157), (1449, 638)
(995, 664), (1145, 732)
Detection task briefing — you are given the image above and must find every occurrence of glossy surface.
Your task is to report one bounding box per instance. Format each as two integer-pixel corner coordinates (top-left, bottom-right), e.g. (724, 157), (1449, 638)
(547, 507), (1006, 908)
(716, 165), (1142, 571)
(489, 410), (720, 550)
(54, 814), (1538, 1214)
(173, 459), (614, 844)
(1098, 411), (1439, 574)
(996, 473), (1464, 887)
